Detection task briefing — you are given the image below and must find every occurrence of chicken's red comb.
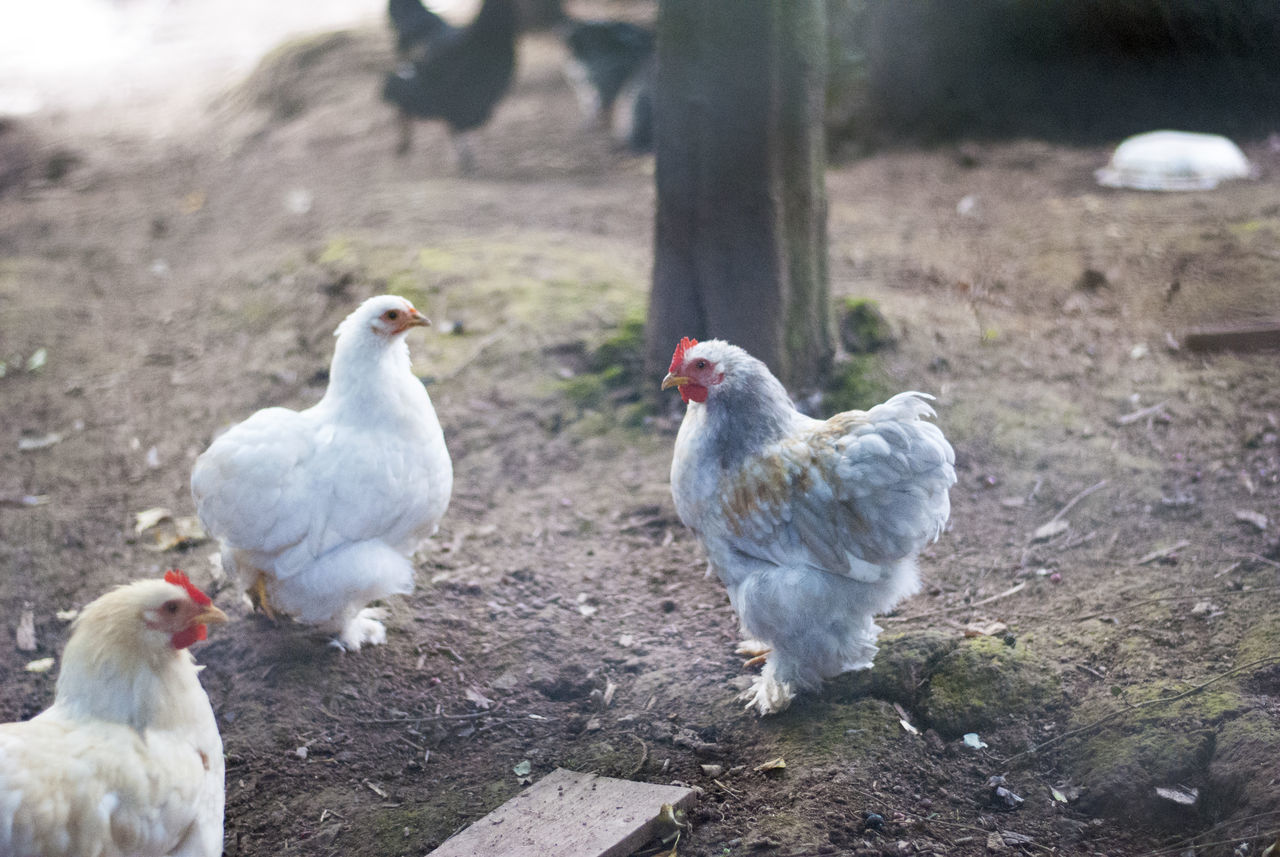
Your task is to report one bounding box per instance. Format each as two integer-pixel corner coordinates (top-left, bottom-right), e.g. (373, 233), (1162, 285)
(669, 337), (699, 373)
(164, 569), (212, 607)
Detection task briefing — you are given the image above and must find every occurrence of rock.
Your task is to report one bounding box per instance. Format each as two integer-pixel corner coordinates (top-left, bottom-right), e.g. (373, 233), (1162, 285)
(1061, 678), (1248, 825)
(921, 636), (1063, 738)
(838, 298), (896, 354)
(530, 663), (595, 701)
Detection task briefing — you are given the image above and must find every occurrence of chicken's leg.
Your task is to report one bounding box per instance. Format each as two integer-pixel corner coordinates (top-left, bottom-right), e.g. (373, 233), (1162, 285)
(247, 573), (277, 621)
(395, 112), (414, 156)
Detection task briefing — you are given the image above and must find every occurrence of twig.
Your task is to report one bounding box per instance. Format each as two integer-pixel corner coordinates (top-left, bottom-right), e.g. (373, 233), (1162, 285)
(624, 731), (649, 778)
(885, 582), (1027, 623)
(318, 706), (497, 724)
(1134, 540), (1191, 566)
(1003, 655), (1280, 763)
(1232, 550), (1280, 569)
(1045, 480), (1108, 525)
(1116, 401), (1169, 426)
(1005, 583), (1280, 623)
(713, 778), (741, 797)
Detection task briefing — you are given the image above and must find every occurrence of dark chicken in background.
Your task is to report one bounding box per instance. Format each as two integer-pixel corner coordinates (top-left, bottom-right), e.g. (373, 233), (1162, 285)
(562, 18), (654, 152)
(387, 0), (453, 60)
(382, 0), (518, 172)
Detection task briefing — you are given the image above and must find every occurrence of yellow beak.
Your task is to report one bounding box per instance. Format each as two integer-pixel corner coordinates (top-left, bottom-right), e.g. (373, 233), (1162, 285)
(661, 373), (690, 391)
(194, 605), (229, 626)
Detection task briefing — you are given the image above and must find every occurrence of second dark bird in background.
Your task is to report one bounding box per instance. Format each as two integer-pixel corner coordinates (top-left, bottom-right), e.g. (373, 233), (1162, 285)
(562, 19), (655, 153)
(381, 0), (518, 173)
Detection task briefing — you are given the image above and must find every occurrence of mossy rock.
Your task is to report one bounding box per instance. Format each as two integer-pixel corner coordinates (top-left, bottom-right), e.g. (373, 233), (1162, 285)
(1061, 680), (1250, 822)
(1207, 709), (1280, 822)
(838, 297), (896, 354)
(821, 355), (892, 415)
(921, 635), (1063, 739)
(830, 630), (959, 707)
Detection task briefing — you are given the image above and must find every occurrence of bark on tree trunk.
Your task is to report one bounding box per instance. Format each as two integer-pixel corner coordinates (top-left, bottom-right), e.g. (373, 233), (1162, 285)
(646, 0), (831, 392)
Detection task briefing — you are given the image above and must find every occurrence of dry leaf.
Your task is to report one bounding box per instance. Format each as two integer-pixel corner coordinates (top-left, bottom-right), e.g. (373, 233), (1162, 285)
(18, 432), (63, 452)
(1234, 509), (1268, 531)
(754, 756), (786, 772)
(964, 620), (1009, 638)
(16, 608), (36, 651)
(135, 507), (173, 534)
(1154, 785), (1198, 806)
(26, 347), (47, 372)
(464, 686), (493, 709)
(1031, 519), (1069, 541)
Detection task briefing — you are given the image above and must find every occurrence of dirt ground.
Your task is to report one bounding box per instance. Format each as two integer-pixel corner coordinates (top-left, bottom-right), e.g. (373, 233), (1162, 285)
(2, 20), (1279, 857)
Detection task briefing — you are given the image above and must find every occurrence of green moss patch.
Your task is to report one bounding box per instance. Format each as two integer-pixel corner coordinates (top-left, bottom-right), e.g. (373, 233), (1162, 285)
(1061, 679), (1251, 823)
(831, 630), (959, 707)
(921, 635), (1063, 738)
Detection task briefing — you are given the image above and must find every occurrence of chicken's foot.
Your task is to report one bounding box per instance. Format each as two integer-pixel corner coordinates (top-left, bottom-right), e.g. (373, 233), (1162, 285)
(247, 573), (277, 622)
(735, 639), (771, 669)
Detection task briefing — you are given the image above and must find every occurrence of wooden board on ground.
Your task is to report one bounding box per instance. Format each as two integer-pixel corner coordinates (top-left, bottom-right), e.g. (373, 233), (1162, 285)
(1183, 321), (1280, 353)
(426, 768), (697, 857)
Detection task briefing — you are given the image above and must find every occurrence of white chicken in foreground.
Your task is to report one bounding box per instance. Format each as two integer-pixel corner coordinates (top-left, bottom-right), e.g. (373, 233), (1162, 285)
(0, 571), (227, 857)
(191, 295), (453, 651)
(662, 338), (956, 715)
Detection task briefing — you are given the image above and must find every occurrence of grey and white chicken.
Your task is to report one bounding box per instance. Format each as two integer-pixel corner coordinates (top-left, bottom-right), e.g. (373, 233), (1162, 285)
(662, 337), (955, 714)
(192, 295), (452, 651)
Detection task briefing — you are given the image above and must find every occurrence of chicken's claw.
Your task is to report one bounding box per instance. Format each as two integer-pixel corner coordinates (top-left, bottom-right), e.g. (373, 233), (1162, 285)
(735, 639), (771, 668)
(248, 573), (277, 622)
(332, 608), (389, 652)
(739, 672), (795, 716)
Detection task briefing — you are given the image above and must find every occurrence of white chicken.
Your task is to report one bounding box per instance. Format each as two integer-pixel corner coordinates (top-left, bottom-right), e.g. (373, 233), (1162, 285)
(0, 570), (227, 857)
(191, 295), (453, 651)
(662, 337), (956, 715)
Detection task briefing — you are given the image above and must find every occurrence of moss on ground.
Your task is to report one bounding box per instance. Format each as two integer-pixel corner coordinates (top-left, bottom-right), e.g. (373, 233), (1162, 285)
(775, 698), (902, 761)
(831, 630), (959, 707)
(921, 635), (1063, 738)
(1062, 678), (1252, 821)
(560, 309), (654, 433)
(356, 779), (518, 855)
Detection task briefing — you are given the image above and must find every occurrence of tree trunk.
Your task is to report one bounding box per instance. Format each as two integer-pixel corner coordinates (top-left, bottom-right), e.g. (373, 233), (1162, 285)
(646, 0), (831, 392)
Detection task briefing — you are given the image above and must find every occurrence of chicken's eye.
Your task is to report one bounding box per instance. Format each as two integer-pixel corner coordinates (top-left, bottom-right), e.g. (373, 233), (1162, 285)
(385, 310), (400, 321)
(163, 600), (180, 614)
(695, 360), (708, 370)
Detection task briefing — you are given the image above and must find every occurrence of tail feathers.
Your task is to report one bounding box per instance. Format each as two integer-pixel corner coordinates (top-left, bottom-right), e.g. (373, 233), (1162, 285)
(271, 540), (414, 627)
(866, 390), (938, 423)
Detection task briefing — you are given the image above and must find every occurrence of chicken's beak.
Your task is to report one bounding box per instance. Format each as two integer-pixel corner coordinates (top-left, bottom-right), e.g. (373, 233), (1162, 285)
(403, 308), (431, 330)
(661, 373), (690, 391)
(194, 605), (229, 626)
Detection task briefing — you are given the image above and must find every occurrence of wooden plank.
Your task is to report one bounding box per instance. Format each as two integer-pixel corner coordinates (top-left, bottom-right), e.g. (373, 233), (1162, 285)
(427, 768), (697, 857)
(1182, 321), (1280, 353)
